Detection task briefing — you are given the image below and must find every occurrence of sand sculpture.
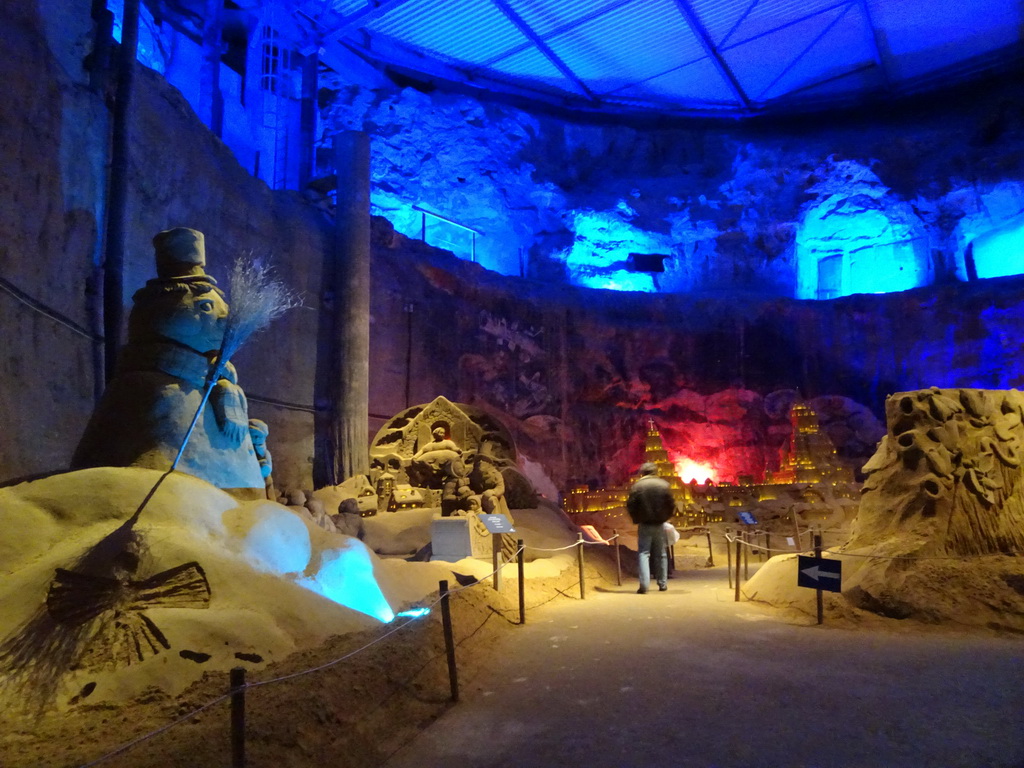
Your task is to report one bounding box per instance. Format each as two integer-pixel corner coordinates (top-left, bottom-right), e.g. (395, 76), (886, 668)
(841, 387), (1024, 627)
(72, 228), (265, 492)
(367, 396), (518, 518)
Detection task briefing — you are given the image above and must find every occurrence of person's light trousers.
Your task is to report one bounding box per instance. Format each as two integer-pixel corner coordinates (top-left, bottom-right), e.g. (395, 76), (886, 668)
(637, 522), (668, 590)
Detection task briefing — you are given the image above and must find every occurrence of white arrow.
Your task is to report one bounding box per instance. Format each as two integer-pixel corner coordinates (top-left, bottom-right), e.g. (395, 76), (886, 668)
(801, 565), (840, 581)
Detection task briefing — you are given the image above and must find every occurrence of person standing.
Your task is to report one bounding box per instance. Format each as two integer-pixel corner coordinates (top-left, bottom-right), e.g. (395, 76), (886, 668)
(626, 462), (676, 593)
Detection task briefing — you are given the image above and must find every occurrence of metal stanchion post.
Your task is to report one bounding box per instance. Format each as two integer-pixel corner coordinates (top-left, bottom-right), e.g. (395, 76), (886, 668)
(517, 539), (525, 625)
(726, 528), (733, 588)
(814, 529), (824, 625)
(615, 538), (622, 586)
(734, 536), (742, 602)
(439, 580), (459, 701)
(492, 533), (501, 591)
(743, 530), (749, 580)
(577, 532), (586, 599)
(230, 667), (246, 768)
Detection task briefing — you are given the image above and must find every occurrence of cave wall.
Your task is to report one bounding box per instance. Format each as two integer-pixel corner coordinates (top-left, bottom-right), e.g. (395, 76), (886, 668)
(0, 0), (328, 490)
(319, 76), (1024, 296)
(369, 222), (1024, 492)
(4, 0), (1024, 502)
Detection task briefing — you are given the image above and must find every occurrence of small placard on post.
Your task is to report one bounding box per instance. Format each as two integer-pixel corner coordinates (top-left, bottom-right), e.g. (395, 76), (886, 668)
(477, 513), (515, 534)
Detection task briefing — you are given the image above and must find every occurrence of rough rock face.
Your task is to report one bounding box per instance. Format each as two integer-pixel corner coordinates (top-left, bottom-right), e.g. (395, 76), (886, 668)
(841, 388), (1024, 629)
(319, 77), (1024, 295)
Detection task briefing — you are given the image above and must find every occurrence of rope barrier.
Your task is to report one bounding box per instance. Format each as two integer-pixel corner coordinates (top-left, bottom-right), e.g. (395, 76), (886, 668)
(74, 531), (636, 766)
(720, 531), (1018, 560)
(75, 546), (532, 767)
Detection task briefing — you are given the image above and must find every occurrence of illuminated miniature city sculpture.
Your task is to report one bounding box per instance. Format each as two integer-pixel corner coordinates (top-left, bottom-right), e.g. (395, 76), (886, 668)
(769, 402), (853, 485)
(566, 406), (860, 533)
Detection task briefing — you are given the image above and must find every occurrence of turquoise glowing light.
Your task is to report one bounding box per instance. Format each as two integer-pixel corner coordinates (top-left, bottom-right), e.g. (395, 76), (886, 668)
(240, 510), (313, 575)
(556, 209), (673, 292)
(796, 198), (929, 299)
(960, 214), (1024, 280)
(297, 541), (395, 623)
(395, 607), (431, 619)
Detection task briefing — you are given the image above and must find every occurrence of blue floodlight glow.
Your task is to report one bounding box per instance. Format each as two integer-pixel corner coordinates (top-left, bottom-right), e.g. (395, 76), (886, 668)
(106, 0), (168, 73)
(395, 606), (432, 619)
(297, 541), (395, 623)
(796, 199), (929, 299)
(960, 214), (1024, 280)
(556, 208), (674, 292)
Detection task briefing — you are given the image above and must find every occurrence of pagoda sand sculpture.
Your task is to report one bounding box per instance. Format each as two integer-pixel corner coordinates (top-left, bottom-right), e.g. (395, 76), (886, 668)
(72, 228), (265, 493)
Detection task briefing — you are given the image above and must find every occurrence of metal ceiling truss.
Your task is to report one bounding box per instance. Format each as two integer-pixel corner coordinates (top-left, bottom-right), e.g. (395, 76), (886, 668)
(671, 0), (751, 112)
(755, 1), (854, 101)
(286, 0), (1021, 119)
(488, 0), (597, 101)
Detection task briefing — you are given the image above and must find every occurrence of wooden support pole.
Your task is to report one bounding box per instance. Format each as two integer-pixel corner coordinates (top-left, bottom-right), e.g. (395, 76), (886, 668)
(576, 533), (586, 599)
(102, 0), (141, 381)
(439, 580), (459, 701)
(517, 538), (525, 625)
(230, 667), (246, 768)
(492, 533), (501, 592)
(706, 528), (714, 567)
(765, 532), (771, 561)
(726, 528), (733, 588)
(615, 539), (622, 586)
(734, 535), (742, 602)
(814, 530), (824, 625)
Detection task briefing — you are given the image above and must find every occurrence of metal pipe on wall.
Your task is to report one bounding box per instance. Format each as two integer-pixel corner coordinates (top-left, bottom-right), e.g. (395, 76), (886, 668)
(102, 0), (141, 381)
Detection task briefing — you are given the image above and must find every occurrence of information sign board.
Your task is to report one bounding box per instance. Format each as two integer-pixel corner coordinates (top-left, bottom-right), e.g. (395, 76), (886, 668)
(797, 556), (842, 592)
(477, 513), (515, 534)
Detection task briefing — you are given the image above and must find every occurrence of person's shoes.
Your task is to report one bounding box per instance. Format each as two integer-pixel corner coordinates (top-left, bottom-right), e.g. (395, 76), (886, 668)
(658, 584), (668, 592)
(637, 587), (647, 594)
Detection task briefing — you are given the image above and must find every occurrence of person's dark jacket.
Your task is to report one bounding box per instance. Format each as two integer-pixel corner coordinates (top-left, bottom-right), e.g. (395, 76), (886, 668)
(626, 475), (675, 524)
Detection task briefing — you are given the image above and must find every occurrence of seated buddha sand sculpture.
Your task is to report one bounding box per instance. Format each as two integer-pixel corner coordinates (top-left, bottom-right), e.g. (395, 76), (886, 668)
(72, 228), (265, 492)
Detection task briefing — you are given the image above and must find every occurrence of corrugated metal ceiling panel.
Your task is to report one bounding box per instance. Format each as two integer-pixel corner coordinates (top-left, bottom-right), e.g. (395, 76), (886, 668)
(483, 44), (572, 89)
(720, 0), (850, 50)
(721, 3), (845, 101)
(364, 0), (527, 65)
(309, 0), (1024, 117)
(690, 0), (762, 45)
(755, 3), (874, 100)
(607, 55), (743, 104)
(507, 0), (637, 38)
(546, 0), (706, 90)
(327, 0), (368, 17)
(868, 0), (1021, 81)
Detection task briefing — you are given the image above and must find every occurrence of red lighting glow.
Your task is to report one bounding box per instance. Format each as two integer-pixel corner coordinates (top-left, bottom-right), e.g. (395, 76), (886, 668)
(675, 458), (716, 484)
